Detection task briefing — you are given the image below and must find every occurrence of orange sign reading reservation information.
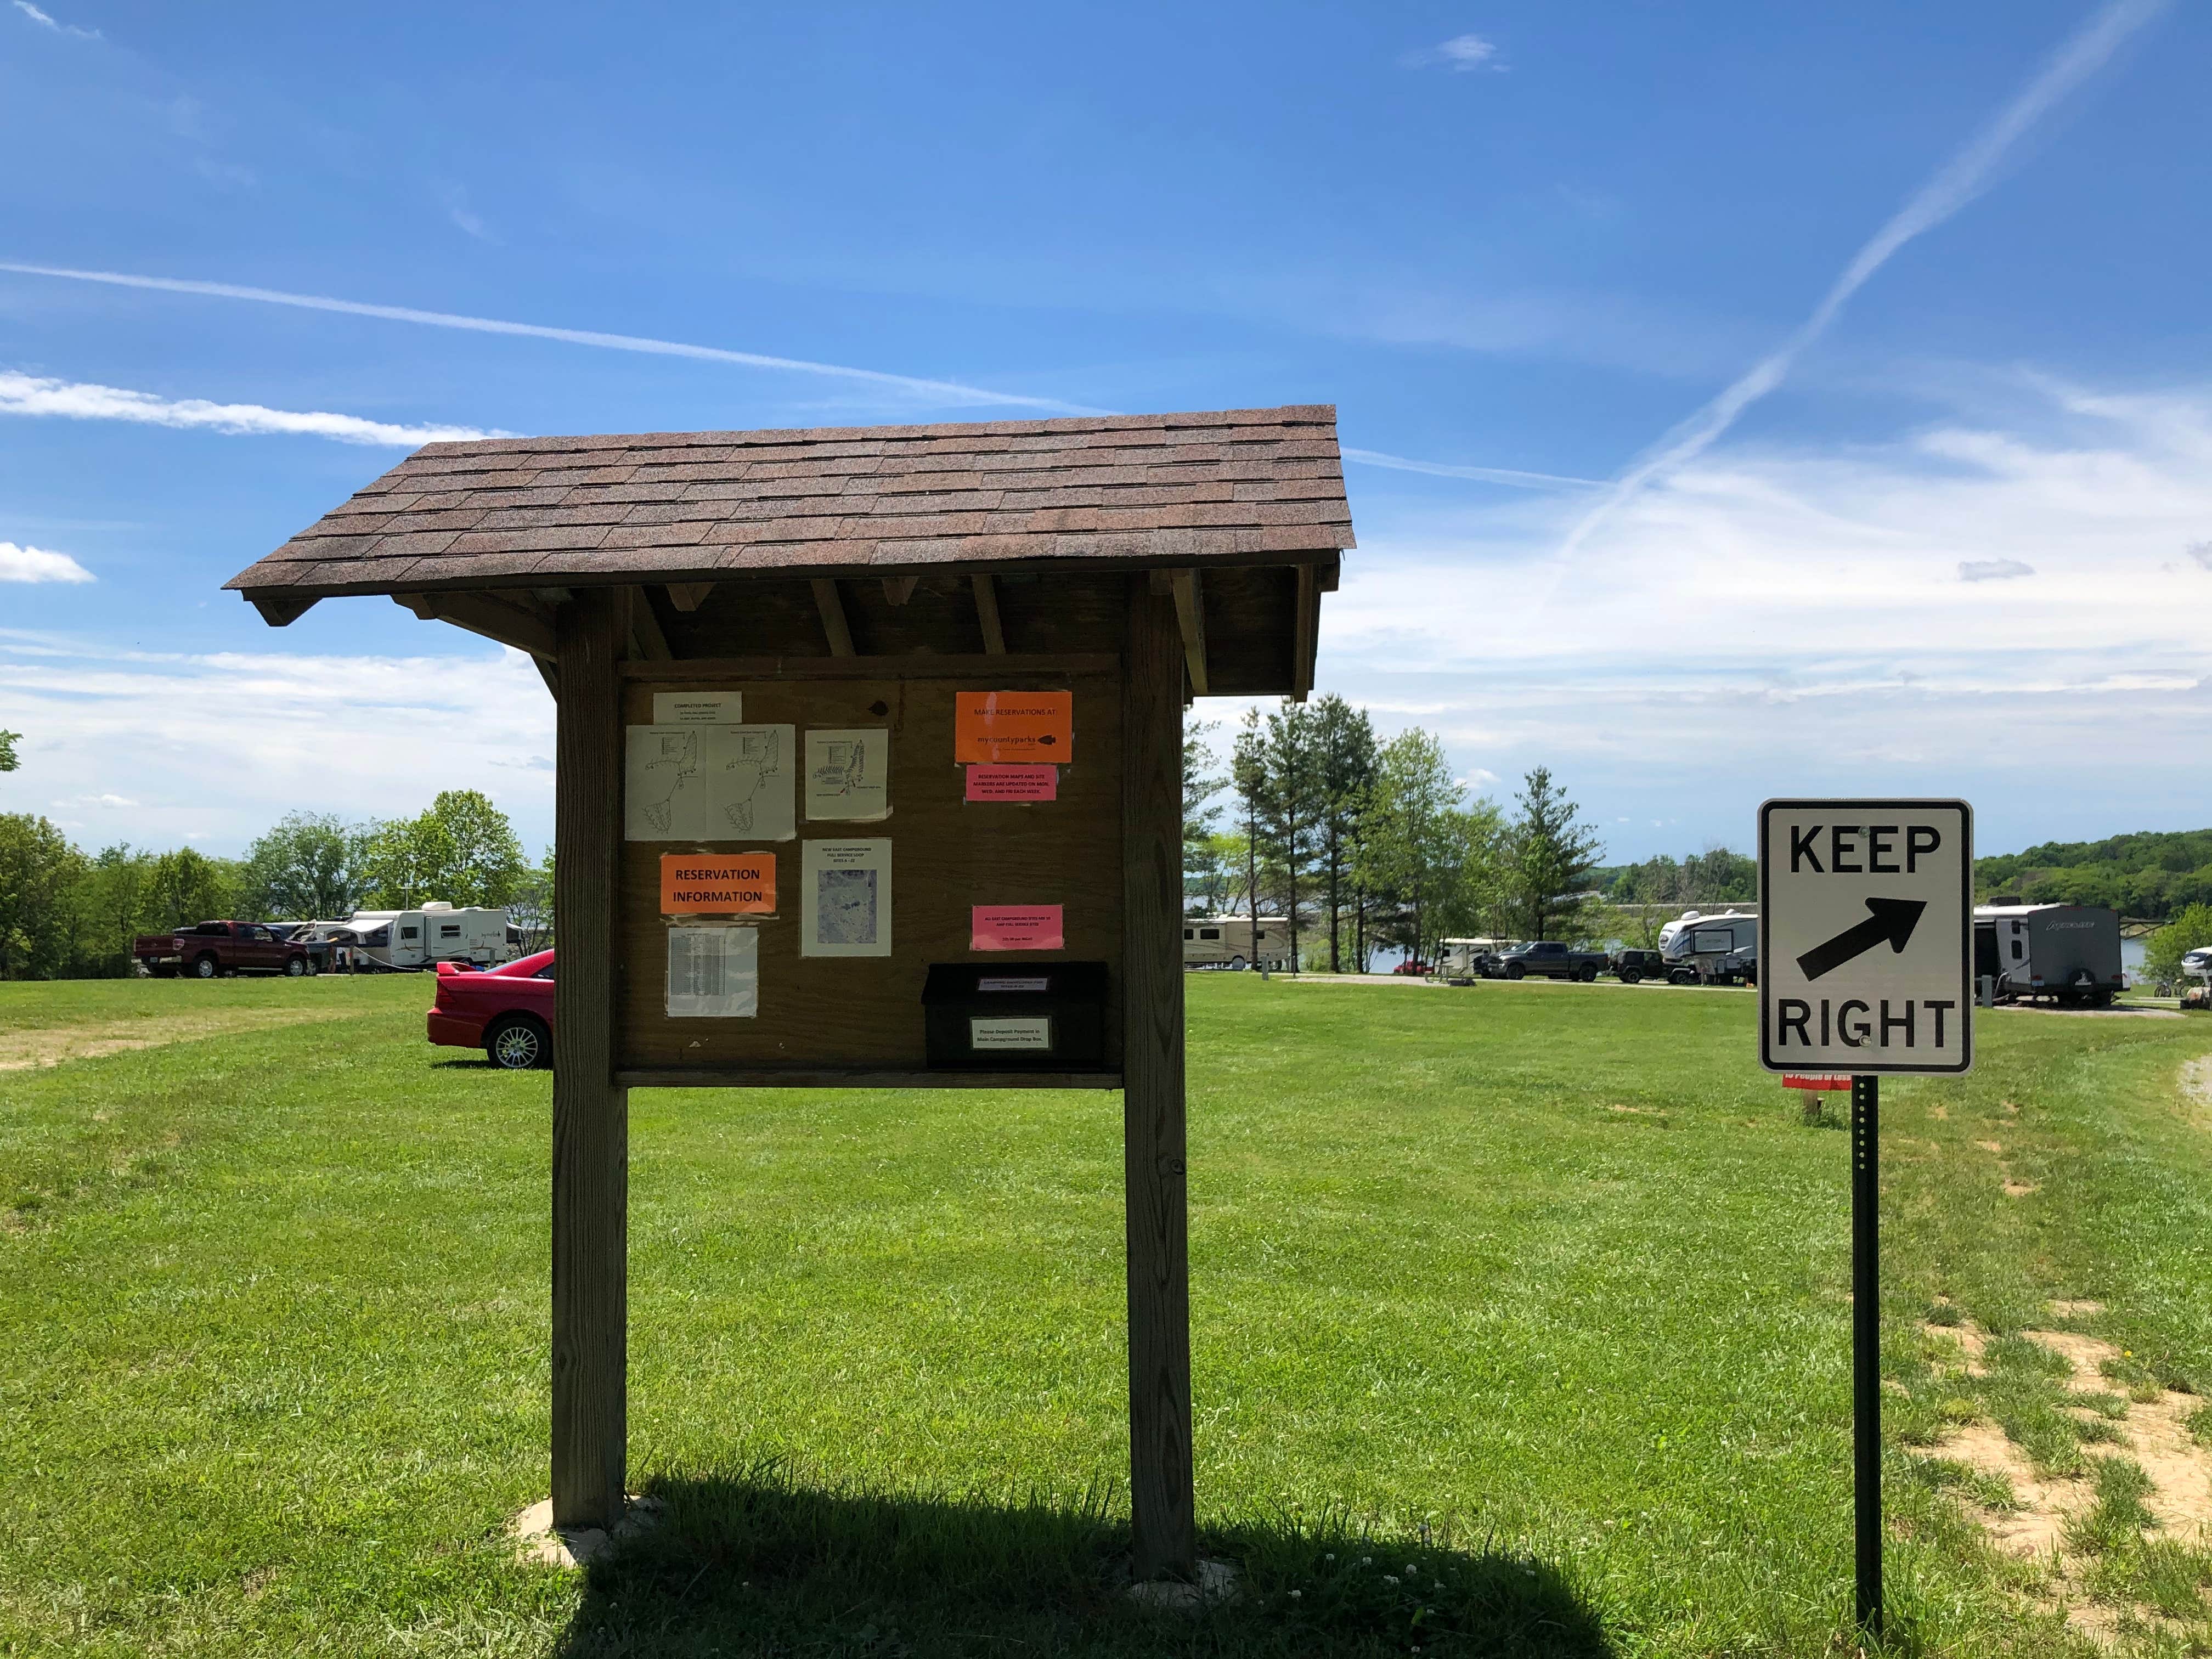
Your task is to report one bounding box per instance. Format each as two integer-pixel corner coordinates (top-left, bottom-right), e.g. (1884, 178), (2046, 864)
(660, 853), (776, 915)
(953, 690), (1073, 764)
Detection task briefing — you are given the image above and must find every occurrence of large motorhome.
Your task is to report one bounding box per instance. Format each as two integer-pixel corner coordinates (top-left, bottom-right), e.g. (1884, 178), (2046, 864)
(1974, 903), (2122, 1006)
(303, 902), (516, 971)
(1182, 915), (1289, 970)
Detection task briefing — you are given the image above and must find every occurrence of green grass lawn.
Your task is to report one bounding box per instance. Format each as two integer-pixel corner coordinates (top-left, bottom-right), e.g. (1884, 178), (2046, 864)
(3, 973), (2209, 1656)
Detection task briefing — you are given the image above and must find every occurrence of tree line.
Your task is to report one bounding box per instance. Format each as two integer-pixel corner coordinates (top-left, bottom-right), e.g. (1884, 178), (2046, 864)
(1181, 697), (1604, 972)
(0, 791), (548, 980)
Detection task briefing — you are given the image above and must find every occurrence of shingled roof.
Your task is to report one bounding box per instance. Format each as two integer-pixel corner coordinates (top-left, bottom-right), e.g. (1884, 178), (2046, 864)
(225, 405), (1352, 603)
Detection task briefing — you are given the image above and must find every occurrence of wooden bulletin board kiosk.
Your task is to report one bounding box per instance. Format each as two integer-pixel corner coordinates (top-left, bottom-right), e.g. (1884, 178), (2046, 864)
(226, 405), (1355, 1581)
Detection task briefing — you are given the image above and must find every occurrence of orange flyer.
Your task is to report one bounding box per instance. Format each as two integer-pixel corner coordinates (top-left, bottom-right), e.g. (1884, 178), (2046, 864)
(660, 852), (776, 915)
(953, 690), (1073, 764)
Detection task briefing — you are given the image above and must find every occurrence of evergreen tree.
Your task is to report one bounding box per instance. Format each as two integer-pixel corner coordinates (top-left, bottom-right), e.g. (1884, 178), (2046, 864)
(1306, 694), (1376, 972)
(1505, 768), (1604, 941)
(0, 729), (19, 772)
(1259, 703), (1321, 969)
(1180, 719), (1226, 910)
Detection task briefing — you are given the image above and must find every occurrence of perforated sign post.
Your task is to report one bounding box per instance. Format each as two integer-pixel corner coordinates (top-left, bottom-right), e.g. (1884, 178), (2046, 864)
(1759, 798), (1973, 1638)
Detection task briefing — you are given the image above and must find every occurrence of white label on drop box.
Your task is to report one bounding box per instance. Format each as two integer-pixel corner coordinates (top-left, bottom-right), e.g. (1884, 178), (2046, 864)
(970, 1015), (1052, 1051)
(977, 977), (1049, 992)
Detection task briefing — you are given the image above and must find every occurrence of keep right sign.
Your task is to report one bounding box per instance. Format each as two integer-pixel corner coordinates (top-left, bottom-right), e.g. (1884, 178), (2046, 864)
(1759, 799), (1975, 1075)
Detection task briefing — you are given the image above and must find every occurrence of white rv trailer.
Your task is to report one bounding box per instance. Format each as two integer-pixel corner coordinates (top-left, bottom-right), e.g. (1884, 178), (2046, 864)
(1658, 908), (1759, 984)
(1436, 938), (1517, 980)
(305, 902), (515, 971)
(1182, 915), (1289, 970)
(1973, 903), (2122, 1006)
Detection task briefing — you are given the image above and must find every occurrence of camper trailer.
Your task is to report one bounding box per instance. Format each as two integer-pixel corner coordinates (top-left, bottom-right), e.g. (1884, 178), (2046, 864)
(1974, 904), (2122, 1006)
(1182, 916), (1288, 971)
(1658, 909), (1759, 986)
(304, 902), (516, 971)
(1437, 938), (1516, 981)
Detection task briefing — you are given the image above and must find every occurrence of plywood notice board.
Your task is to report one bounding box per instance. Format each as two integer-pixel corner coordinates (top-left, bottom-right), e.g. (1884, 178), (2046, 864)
(614, 658), (1124, 1081)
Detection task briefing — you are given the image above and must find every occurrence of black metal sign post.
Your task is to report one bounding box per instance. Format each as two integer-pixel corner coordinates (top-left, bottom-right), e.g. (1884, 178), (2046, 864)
(1850, 1073), (1881, 1636)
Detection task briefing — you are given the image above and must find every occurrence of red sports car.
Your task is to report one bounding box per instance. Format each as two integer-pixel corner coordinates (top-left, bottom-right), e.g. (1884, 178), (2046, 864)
(427, 949), (556, 1069)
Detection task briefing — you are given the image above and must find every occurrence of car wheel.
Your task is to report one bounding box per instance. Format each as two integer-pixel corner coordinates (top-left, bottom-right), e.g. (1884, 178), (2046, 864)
(1505, 963), (1525, 980)
(284, 956), (307, 977)
(487, 1016), (550, 1071)
(1228, 955), (1246, 971)
(1620, 972), (1640, 985)
(1578, 965), (1598, 983)
(193, 954), (220, 979)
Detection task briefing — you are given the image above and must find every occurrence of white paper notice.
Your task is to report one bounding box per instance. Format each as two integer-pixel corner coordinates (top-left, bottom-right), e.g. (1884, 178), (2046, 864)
(625, 724), (795, 842)
(971, 1015), (1052, 1051)
(801, 839), (891, 957)
(653, 691), (742, 725)
(665, 926), (759, 1018)
(804, 728), (890, 821)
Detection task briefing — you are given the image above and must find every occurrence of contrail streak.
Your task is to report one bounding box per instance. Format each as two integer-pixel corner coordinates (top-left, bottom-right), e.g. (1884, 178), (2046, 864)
(1555, 0), (2167, 560)
(1341, 447), (1600, 492)
(0, 261), (1103, 416)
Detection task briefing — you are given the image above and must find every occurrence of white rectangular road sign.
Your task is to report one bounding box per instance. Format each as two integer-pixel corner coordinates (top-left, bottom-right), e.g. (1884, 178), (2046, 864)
(1759, 799), (1974, 1075)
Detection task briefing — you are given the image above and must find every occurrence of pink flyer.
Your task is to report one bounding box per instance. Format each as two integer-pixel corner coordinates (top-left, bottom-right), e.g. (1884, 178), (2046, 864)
(964, 764), (1058, 803)
(970, 904), (1065, 951)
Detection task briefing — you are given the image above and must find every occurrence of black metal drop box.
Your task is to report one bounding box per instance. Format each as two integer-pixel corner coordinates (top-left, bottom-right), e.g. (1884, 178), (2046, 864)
(922, 962), (1110, 1071)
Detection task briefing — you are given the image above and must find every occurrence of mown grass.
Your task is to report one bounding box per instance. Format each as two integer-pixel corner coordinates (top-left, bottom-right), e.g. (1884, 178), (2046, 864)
(1, 973), (2208, 1656)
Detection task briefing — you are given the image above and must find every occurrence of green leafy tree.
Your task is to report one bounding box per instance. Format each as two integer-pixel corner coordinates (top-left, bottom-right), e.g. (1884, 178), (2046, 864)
(2145, 902), (2212, 985)
(84, 845), (155, 970)
(144, 847), (239, 930)
(0, 730), (19, 772)
(1505, 767), (1604, 941)
(1358, 730), (1465, 969)
(0, 814), (91, 978)
(242, 812), (370, 921)
(507, 850), (556, 952)
(363, 791), (527, 909)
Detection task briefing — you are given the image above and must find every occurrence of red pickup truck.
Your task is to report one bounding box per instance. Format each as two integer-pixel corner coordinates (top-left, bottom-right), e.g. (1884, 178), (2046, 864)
(427, 949), (556, 1069)
(136, 920), (317, 979)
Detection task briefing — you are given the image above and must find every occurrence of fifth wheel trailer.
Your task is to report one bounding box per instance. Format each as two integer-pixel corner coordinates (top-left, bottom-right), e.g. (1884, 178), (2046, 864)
(303, 902), (516, 971)
(1182, 916), (1290, 970)
(1974, 903), (2123, 1006)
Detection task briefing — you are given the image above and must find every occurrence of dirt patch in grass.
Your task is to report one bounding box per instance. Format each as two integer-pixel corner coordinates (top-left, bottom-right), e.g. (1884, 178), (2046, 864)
(2183, 1056), (2212, 1128)
(1916, 1319), (2212, 1639)
(0, 1008), (354, 1070)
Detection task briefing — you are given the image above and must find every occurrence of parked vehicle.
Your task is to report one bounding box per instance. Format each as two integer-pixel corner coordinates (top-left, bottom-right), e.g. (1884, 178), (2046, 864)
(300, 901), (516, 971)
(1974, 904), (2123, 1006)
(427, 949), (557, 1068)
(1392, 960), (1433, 977)
(1660, 909), (1759, 985)
(134, 919), (319, 979)
(1492, 940), (1610, 981)
(1182, 915), (1289, 971)
(1437, 938), (1516, 981)
(1610, 947), (1664, 984)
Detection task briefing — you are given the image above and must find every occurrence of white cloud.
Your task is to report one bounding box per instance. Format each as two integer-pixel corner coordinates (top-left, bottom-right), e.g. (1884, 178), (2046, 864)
(441, 183), (496, 243)
(0, 541), (94, 583)
(2187, 541), (2212, 572)
(1959, 558), (2035, 582)
(1407, 33), (1501, 71)
(1557, 0), (2170, 560)
(0, 633), (556, 854)
(0, 262), (1101, 414)
(12, 0), (99, 38)
(0, 370), (502, 446)
(1317, 374), (2212, 853)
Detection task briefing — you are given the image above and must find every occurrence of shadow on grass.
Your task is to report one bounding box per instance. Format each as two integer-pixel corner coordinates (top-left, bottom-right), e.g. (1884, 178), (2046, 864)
(554, 1462), (1614, 1658)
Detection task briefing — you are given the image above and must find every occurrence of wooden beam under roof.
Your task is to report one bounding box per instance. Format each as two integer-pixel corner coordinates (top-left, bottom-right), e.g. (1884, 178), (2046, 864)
(628, 588), (674, 661)
(881, 574), (919, 606)
(249, 595), (319, 627)
(810, 579), (856, 657)
(394, 590), (557, 661)
(1168, 570), (1207, 696)
(1291, 563), (1318, 703)
(970, 573), (1006, 654)
(665, 582), (714, 613)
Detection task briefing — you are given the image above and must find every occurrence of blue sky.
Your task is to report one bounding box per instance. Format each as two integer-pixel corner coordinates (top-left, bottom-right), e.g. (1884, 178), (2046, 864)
(3, 1), (2208, 865)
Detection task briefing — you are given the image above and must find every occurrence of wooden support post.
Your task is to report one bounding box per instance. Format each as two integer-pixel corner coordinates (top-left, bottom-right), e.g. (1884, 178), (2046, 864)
(881, 574), (919, 606)
(971, 573), (1007, 654)
(1169, 570), (1207, 696)
(1121, 574), (1195, 1580)
(551, 589), (628, 1531)
(811, 579), (856, 657)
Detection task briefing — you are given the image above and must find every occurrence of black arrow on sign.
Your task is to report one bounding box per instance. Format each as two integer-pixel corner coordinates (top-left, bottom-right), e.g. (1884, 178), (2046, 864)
(1796, 897), (1928, 981)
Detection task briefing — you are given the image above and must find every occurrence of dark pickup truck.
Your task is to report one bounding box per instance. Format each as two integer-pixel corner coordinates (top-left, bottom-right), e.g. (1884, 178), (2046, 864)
(1491, 940), (1610, 982)
(136, 920), (320, 979)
